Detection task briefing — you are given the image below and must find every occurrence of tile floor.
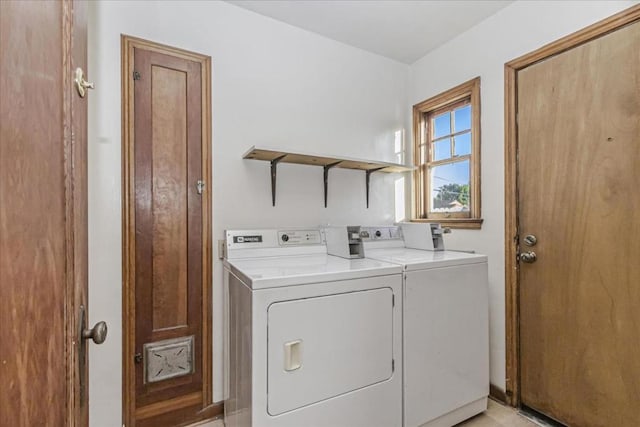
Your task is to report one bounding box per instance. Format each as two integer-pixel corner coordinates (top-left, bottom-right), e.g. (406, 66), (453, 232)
(187, 419), (223, 427)
(191, 399), (538, 427)
(457, 399), (538, 427)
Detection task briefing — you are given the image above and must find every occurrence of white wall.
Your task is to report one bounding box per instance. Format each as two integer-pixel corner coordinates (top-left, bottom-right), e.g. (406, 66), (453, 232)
(408, 0), (637, 391)
(88, 1), (409, 426)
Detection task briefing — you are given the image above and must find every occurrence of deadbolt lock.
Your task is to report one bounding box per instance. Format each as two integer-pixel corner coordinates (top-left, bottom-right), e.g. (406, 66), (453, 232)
(523, 234), (537, 246)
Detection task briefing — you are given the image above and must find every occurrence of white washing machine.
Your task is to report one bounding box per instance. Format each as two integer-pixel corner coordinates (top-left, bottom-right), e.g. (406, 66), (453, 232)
(223, 228), (403, 427)
(362, 224), (489, 427)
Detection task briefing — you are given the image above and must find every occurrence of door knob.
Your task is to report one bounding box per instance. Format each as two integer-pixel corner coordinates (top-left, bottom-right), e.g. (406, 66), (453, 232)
(77, 306), (107, 405)
(74, 67), (94, 98)
(519, 251), (537, 263)
(82, 321), (108, 344)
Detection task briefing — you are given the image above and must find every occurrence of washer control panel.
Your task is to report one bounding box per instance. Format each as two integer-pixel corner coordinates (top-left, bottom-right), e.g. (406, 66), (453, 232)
(360, 226), (403, 241)
(278, 230), (322, 246)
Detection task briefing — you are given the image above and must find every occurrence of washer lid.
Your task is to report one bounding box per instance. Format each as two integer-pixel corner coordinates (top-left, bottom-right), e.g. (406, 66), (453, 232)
(365, 248), (487, 271)
(224, 253), (402, 289)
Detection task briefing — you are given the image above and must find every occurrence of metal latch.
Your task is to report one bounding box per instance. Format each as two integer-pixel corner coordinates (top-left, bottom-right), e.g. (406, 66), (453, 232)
(74, 67), (94, 98)
(196, 180), (205, 195)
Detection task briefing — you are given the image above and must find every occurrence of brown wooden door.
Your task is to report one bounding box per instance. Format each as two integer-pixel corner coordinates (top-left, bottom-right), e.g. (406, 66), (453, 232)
(517, 21), (640, 426)
(0, 0), (90, 425)
(131, 46), (208, 426)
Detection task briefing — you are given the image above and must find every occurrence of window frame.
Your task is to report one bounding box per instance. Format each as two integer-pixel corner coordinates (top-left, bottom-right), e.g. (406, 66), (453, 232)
(412, 77), (482, 229)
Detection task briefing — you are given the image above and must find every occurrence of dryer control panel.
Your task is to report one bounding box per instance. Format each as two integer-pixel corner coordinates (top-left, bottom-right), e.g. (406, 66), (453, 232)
(225, 228), (326, 260)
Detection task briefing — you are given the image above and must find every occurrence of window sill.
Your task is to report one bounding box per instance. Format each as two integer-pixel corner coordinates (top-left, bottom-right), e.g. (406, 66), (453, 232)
(410, 218), (483, 230)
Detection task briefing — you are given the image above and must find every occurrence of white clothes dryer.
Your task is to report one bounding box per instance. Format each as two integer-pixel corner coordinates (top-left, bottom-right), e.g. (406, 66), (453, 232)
(223, 228), (403, 427)
(362, 225), (489, 427)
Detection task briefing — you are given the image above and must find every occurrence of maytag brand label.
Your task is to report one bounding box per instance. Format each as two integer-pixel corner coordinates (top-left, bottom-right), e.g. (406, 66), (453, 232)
(233, 235), (262, 243)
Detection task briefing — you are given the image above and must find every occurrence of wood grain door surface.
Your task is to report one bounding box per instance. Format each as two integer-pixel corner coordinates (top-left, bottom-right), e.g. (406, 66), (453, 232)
(71, 2), (90, 424)
(133, 47), (205, 426)
(517, 21), (640, 427)
(0, 0), (89, 425)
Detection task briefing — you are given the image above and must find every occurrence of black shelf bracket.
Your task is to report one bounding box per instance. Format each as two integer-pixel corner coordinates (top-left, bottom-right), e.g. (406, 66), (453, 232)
(270, 155), (287, 206)
(323, 162), (342, 208)
(365, 167), (385, 209)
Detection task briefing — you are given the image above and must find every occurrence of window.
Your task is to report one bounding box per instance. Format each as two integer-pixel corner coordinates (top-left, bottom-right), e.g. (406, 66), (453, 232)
(412, 77), (482, 229)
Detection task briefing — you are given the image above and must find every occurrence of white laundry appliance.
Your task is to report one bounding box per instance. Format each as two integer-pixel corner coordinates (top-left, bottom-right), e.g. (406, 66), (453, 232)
(362, 223), (489, 427)
(223, 228), (403, 427)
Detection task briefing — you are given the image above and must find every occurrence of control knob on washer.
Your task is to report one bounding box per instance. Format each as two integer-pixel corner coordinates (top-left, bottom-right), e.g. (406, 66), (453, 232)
(281, 234), (289, 242)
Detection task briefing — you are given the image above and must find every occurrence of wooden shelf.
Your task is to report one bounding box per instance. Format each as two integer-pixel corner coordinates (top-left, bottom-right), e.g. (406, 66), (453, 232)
(243, 146), (414, 207)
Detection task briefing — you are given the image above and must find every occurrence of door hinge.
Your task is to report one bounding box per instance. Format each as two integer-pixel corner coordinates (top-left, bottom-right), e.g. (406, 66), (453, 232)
(132, 71), (141, 80)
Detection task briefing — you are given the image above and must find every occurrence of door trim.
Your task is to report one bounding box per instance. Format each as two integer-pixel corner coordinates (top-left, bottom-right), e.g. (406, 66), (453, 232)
(504, 4), (640, 407)
(121, 35), (215, 426)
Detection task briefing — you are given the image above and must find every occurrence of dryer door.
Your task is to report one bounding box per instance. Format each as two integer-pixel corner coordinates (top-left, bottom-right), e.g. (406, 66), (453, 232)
(267, 287), (394, 415)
